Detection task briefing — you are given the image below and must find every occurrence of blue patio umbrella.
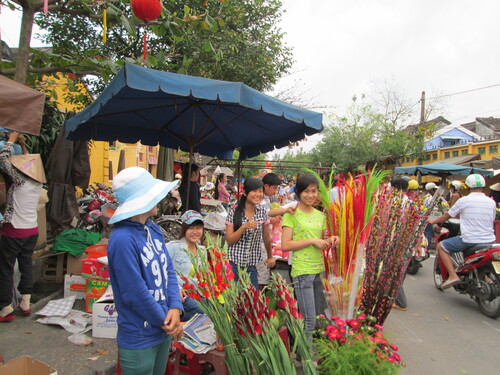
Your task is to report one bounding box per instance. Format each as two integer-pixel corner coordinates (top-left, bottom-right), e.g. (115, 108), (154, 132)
(65, 63), (323, 160)
(394, 162), (493, 177)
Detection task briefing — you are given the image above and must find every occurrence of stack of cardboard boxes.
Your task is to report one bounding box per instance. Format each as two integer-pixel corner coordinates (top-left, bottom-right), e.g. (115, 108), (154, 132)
(63, 243), (117, 338)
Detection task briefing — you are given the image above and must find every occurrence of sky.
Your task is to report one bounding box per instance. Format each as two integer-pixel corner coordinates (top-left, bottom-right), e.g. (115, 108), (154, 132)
(2, 0), (500, 153)
(269, 0), (500, 153)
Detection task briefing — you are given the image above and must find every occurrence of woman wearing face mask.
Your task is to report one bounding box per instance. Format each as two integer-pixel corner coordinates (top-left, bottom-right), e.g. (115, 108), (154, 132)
(166, 210), (206, 321)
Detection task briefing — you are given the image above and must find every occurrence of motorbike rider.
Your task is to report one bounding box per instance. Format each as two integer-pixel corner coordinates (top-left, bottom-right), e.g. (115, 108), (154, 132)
(423, 182), (449, 249)
(448, 180), (463, 208)
(427, 174), (496, 289)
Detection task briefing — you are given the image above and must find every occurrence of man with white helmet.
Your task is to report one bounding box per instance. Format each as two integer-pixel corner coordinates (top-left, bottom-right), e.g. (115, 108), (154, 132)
(428, 174), (496, 289)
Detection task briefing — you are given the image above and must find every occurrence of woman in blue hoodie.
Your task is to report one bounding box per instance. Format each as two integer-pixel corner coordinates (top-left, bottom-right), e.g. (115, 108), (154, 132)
(107, 167), (183, 375)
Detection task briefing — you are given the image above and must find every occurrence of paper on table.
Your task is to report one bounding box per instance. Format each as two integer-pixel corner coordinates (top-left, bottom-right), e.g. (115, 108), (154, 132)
(194, 324), (216, 345)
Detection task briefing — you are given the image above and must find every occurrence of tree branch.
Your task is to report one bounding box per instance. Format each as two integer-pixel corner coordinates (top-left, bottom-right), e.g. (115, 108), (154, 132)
(2, 66), (99, 76)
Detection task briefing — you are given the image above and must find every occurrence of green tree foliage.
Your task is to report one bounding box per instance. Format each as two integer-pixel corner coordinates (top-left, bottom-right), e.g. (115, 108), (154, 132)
(3, 0), (292, 95)
(24, 98), (66, 164)
(310, 95), (431, 173)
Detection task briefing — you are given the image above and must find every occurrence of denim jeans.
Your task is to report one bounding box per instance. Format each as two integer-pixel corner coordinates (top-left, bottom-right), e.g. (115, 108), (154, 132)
(292, 273), (326, 343)
(229, 261), (258, 289)
(118, 336), (172, 375)
(425, 224), (434, 248)
(181, 296), (204, 321)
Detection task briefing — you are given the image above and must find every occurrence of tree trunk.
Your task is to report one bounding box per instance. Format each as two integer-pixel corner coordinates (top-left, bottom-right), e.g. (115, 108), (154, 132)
(14, 5), (36, 84)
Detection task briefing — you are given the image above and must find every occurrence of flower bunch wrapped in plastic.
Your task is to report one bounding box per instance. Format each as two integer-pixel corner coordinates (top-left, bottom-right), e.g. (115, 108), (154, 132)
(361, 186), (431, 324)
(314, 312), (404, 375)
(306, 167), (390, 320)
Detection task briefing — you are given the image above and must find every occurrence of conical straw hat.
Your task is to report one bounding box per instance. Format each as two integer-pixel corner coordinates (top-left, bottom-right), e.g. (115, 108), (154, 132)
(9, 154), (46, 183)
(490, 183), (500, 192)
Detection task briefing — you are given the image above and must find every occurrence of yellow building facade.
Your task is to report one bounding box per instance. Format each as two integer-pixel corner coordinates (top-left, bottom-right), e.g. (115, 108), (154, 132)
(46, 74), (159, 186)
(397, 139), (500, 167)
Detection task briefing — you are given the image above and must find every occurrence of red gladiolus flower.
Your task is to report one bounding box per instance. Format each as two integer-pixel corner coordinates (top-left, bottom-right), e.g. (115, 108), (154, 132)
(236, 327), (246, 337)
(255, 324), (263, 335)
(189, 291), (202, 301)
(203, 290), (211, 299)
(215, 262), (222, 275)
(277, 300), (287, 310)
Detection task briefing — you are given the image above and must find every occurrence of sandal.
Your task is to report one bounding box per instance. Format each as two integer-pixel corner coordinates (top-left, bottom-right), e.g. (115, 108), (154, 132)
(18, 304), (31, 315)
(440, 278), (461, 290)
(0, 313), (16, 323)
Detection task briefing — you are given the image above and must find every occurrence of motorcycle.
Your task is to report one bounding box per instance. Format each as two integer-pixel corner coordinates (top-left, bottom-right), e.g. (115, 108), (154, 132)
(433, 221), (500, 318)
(77, 183), (117, 235)
(406, 235), (430, 275)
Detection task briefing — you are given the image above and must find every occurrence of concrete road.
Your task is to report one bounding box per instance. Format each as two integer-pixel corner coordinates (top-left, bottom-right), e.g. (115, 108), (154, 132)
(384, 255), (500, 375)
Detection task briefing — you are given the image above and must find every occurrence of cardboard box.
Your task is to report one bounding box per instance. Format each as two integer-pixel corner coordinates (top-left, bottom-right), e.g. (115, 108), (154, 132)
(86, 278), (110, 296)
(85, 278), (111, 313)
(64, 275), (86, 299)
(66, 252), (87, 276)
(81, 256), (109, 280)
(85, 294), (100, 314)
(0, 355), (57, 375)
(92, 285), (118, 339)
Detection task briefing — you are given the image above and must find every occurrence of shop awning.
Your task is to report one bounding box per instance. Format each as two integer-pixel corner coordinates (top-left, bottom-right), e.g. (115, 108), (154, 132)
(441, 154), (480, 165)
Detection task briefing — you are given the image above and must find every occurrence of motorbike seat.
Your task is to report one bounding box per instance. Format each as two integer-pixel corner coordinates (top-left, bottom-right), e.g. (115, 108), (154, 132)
(463, 244), (492, 258)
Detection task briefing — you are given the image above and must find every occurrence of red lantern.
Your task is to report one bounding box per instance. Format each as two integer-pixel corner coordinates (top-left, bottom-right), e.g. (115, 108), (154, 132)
(132, 0), (162, 22)
(131, 0), (162, 60)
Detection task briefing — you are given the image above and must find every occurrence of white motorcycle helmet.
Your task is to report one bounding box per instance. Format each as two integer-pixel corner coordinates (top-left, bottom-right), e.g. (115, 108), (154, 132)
(465, 174), (486, 188)
(450, 180), (463, 190)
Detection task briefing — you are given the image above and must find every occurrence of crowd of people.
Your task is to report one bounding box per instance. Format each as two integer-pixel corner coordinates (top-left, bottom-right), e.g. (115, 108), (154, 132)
(2, 136), (499, 374)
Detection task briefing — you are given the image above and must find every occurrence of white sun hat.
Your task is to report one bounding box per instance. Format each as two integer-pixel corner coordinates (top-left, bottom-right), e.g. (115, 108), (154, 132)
(203, 182), (215, 190)
(109, 167), (179, 224)
(425, 182), (438, 191)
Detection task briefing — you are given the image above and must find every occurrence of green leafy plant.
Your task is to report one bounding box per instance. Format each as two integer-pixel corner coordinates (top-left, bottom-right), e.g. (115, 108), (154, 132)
(25, 98), (66, 165)
(313, 313), (404, 375)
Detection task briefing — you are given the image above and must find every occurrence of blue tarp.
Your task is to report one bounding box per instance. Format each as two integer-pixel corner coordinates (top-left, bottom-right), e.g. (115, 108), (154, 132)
(394, 162), (493, 177)
(65, 63), (323, 159)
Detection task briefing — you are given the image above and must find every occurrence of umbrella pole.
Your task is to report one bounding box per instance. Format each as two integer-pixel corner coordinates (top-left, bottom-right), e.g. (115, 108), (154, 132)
(185, 146), (194, 212)
(236, 157), (242, 200)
